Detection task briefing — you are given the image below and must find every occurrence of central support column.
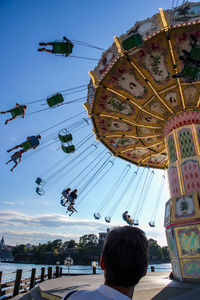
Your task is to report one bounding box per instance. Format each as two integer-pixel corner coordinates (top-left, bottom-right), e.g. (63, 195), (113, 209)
(164, 111), (200, 282)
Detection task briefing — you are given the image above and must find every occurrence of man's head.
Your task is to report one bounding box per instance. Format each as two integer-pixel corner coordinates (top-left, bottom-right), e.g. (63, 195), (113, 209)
(101, 226), (148, 288)
(37, 135), (41, 139)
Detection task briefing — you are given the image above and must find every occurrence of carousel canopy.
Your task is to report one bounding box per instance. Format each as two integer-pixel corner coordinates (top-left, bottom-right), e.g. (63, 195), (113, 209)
(85, 2), (200, 169)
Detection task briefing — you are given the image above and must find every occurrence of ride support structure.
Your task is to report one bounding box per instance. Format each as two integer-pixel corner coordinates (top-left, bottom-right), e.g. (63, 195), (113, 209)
(164, 111), (200, 282)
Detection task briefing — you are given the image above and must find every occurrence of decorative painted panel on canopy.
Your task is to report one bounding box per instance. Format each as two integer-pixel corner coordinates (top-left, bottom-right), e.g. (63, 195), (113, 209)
(164, 199), (171, 226)
(177, 128), (196, 158)
(168, 165), (181, 197)
(176, 226), (200, 257)
(167, 134), (177, 164)
(171, 258), (182, 281)
(170, 192), (200, 222)
(166, 228), (178, 258)
(181, 159), (200, 194)
(85, 3), (200, 169)
(181, 259), (200, 279)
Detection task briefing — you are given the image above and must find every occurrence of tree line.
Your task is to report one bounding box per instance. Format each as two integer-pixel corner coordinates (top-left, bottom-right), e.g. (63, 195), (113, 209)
(12, 234), (169, 265)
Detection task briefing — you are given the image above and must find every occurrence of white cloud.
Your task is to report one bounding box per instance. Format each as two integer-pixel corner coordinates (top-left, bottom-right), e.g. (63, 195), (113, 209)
(0, 210), (113, 245)
(0, 211), (111, 229)
(0, 230), (79, 245)
(0, 210), (167, 246)
(2, 201), (15, 205)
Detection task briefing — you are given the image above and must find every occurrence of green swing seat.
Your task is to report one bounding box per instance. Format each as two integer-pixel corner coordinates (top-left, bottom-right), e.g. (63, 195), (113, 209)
(52, 41), (73, 55)
(122, 33), (143, 51)
(47, 93), (64, 108)
(11, 106), (24, 117)
(181, 63), (200, 80)
(190, 46), (200, 61)
(59, 133), (72, 143)
(62, 145), (75, 153)
(35, 177), (46, 186)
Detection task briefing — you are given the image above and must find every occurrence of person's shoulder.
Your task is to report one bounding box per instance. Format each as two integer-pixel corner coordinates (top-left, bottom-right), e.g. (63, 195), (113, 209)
(62, 290), (91, 300)
(63, 290), (78, 300)
(62, 288), (105, 300)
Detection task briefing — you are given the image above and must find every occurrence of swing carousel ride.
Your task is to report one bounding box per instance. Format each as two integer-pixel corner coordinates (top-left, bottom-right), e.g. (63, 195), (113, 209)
(2, 1), (200, 282)
(84, 2), (200, 282)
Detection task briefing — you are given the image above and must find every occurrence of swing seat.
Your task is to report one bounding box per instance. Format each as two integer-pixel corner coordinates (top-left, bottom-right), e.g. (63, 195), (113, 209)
(21, 141), (33, 151)
(53, 41), (73, 55)
(94, 213), (101, 220)
(105, 216), (111, 223)
(47, 93), (64, 108)
(181, 63), (199, 80)
(149, 221), (155, 227)
(11, 106), (24, 117)
(35, 177), (42, 185)
(122, 33), (143, 51)
(62, 145), (75, 153)
(190, 46), (200, 61)
(35, 177), (46, 186)
(133, 219), (139, 226)
(60, 199), (65, 206)
(36, 187), (45, 196)
(59, 133), (73, 143)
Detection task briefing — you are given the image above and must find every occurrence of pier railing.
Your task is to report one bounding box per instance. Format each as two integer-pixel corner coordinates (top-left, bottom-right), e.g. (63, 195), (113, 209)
(0, 265), (171, 299)
(0, 265), (99, 300)
(0, 266), (61, 299)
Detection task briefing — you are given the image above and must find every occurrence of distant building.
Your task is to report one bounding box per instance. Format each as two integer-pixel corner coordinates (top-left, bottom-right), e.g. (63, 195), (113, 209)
(26, 243), (33, 249)
(0, 236), (6, 250)
(0, 236), (14, 262)
(98, 228), (112, 246)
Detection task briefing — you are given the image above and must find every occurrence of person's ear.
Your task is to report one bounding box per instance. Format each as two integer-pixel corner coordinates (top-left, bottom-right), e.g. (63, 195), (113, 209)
(142, 263), (148, 277)
(100, 255), (105, 270)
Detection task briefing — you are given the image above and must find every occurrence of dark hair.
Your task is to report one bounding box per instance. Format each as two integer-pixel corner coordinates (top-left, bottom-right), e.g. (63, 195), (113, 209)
(102, 226), (148, 288)
(37, 135), (41, 139)
(70, 189), (77, 199)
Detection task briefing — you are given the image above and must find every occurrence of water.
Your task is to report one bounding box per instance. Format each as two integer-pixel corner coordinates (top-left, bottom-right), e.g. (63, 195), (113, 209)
(0, 262), (171, 283)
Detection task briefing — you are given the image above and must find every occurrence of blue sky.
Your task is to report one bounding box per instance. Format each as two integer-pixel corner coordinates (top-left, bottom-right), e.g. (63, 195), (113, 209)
(1, 0), (194, 247)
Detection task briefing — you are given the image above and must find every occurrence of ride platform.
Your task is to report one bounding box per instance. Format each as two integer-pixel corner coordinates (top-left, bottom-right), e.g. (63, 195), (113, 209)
(13, 272), (200, 300)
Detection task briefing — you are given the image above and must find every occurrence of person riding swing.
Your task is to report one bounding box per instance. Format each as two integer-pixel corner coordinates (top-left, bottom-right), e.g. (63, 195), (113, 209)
(5, 149), (24, 172)
(7, 135), (41, 153)
(1, 103), (27, 125)
(38, 37), (74, 57)
(61, 187), (71, 206)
